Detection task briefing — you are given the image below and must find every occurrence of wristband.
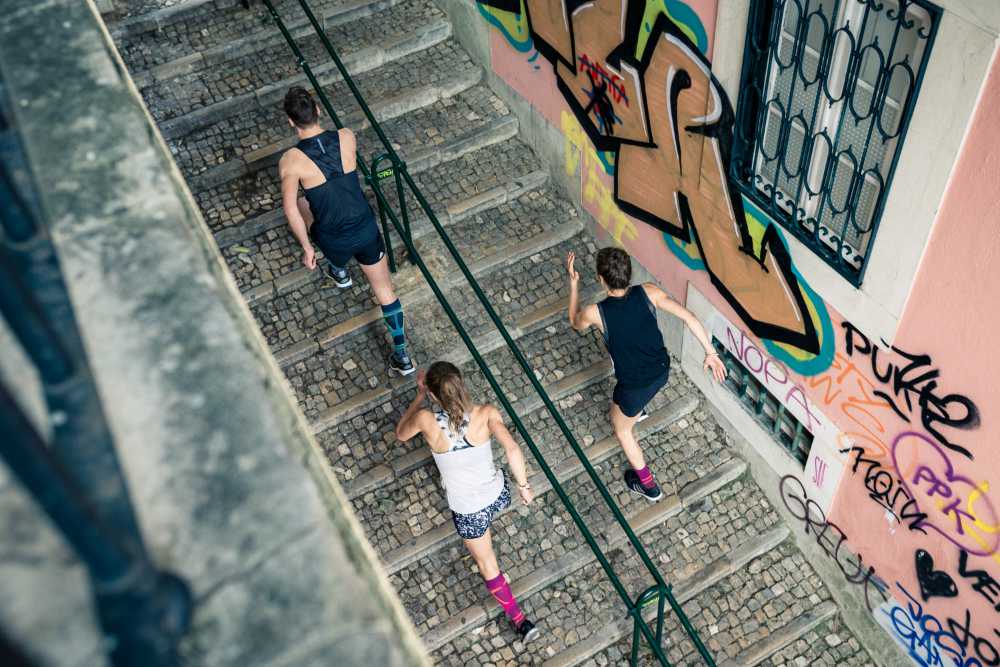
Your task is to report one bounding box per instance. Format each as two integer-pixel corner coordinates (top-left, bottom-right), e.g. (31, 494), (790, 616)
(518, 482), (531, 489)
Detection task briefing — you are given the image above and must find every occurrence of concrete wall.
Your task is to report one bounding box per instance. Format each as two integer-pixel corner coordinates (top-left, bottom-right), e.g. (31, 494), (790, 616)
(445, 0), (1000, 664)
(0, 1), (428, 665)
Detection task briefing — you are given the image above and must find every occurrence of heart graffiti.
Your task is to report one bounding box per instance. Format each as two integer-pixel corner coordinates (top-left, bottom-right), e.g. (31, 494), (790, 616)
(914, 549), (958, 601)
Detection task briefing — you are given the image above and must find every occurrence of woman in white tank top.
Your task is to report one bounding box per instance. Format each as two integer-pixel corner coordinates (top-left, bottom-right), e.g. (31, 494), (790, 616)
(396, 361), (540, 643)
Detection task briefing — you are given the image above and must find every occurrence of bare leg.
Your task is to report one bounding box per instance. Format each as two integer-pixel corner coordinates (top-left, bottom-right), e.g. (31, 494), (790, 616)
(611, 402), (645, 469)
(359, 255), (398, 307)
(464, 529), (500, 580)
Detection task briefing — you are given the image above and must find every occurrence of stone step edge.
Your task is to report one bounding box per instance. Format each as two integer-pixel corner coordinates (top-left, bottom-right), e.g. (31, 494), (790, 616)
(158, 18), (452, 139)
(422, 459), (751, 652)
(192, 89), (510, 201)
(273, 207), (578, 368)
(130, 0), (404, 88)
(541, 522), (793, 667)
(110, 0), (237, 38)
(222, 164), (546, 268)
(307, 276), (601, 435)
(719, 601), (839, 667)
(376, 392), (700, 575)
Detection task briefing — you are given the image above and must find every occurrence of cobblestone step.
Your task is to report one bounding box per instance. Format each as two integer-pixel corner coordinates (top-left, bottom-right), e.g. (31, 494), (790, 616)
(189, 59), (510, 240)
(157, 18), (455, 137)
(109, 0), (245, 36)
(419, 458), (750, 653)
(368, 391), (701, 576)
(187, 83), (513, 192)
(541, 539), (870, 666)
(127, 0), (404, 86)
(292, 278), (602, 431)
(248, 185), (569, 362)
(737, 609), (872, 666)
(140, 0), (445, 122)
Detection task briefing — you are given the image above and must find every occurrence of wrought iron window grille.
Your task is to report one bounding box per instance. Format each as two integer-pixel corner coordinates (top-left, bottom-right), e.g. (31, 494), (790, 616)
(731, 0), (941, 285)
(712, 339), (814, 466)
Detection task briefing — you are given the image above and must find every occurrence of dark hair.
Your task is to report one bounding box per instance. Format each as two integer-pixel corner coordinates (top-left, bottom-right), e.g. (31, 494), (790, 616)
(425, 361), (471, 432)
(283, 86), (319, 128)
(596, 247), (631, 290)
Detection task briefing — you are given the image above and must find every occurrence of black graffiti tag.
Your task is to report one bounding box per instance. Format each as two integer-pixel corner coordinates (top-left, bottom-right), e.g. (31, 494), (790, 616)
(841, 446), (929, 533)
(779, 475), (888, 611)
(842, 322), (980, 460)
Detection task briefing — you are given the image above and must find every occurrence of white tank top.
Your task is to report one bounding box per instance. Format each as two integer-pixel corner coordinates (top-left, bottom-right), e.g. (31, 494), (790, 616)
(429, 409), (504, 514)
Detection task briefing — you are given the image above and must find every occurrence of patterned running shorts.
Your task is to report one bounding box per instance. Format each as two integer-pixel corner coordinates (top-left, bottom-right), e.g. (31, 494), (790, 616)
(452, 478), (511, 540)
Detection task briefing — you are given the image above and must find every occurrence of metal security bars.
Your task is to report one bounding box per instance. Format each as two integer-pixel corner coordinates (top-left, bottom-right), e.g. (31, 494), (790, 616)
(260, 1), (714, 664)
(712, 339), (814, 465)
(731, 0), (941, 285)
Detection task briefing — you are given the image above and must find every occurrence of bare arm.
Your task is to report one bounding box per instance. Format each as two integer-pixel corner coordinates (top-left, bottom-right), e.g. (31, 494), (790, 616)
(338, 128), (357, 173)
(395, 388), (431, 442)
(488, 406), (533, 504)
(565, 251), (602, 332)
(643, 283), (727, 382)
(279, 152), (316, 270)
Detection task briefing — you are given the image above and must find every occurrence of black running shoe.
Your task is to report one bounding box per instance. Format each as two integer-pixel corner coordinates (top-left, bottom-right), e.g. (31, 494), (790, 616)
(515, 619), (540, 643)
(324, 263), (352, 288)
(389, 350), (415, 376)
(636, 409), (649, 423)
(625, 469), (663, 502)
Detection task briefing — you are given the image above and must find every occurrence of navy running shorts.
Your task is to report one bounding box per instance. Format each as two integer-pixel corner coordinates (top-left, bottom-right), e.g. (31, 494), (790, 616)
(310, 221), (385, 268)
(612, 372), (669, 418)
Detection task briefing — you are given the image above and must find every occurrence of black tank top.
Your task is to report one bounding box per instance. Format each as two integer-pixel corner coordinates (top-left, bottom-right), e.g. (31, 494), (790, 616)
(297, 130), (376, 247)
(597, 286), (670, 388)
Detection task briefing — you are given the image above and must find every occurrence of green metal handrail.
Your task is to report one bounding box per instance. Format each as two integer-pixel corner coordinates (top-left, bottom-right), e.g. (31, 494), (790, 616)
(260, 1), (714, 663)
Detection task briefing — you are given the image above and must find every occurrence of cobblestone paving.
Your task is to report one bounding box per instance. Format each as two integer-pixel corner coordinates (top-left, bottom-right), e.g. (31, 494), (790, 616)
(112, 1), (877, 661)
(246, 189), (575, 353)
(139, 0), (443, 120)
(114, 0), (358, 70)
(394, 402), (736, 639)
(758, 616), (873, 667)
(600, 545), (873, 666)
(170, 84), (508, 182)
(191, 43), (492, 234)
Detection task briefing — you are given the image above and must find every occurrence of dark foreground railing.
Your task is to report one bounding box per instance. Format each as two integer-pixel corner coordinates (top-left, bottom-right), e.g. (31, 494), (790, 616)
(0, 96), (191, 665)
(260, 1), (715, 663)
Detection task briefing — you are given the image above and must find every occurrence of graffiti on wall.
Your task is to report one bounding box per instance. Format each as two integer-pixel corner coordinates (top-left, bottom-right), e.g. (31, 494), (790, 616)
(479, 3), (993, 663)
(780, 474), (888, 611)
(478, 0), (833, 363)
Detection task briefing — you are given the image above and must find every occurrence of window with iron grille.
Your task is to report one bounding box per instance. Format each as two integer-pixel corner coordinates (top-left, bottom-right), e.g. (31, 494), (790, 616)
(730, 0), (941, 285)
(712, 339), (814, 465)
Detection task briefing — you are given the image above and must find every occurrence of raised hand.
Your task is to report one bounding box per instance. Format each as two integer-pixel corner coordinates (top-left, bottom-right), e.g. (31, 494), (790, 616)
(566, 251), (579, 285)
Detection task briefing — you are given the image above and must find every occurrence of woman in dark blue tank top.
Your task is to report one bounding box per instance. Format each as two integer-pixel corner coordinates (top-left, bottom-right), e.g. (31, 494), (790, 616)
(566, 247), (728, 503)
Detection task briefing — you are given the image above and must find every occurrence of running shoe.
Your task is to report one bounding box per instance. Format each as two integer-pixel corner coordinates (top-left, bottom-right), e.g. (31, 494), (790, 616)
(515, 619), (540, 643)
(636, 409), (649, 423)
(389, 350), (415, 376)
(324, 263), (352, 288)
(624, 469), (664, 502)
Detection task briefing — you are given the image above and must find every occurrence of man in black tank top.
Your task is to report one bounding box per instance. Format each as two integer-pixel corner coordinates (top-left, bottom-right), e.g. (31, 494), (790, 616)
(566, 248), (727, 501)
(278, 87), (414, 376)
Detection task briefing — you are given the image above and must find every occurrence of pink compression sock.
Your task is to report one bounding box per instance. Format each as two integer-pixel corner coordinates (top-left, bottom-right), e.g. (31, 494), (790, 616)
(635, 465), (656, 489)
(485, 572), (525, 626)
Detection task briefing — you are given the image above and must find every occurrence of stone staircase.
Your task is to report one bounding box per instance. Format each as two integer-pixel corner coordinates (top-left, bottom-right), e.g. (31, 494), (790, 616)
(107, 1), (876, 664)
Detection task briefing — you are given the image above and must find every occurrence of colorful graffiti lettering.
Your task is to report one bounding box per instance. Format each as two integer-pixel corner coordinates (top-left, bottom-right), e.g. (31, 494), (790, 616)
(780, 474), (888, 611)
(892, 432), (1000, 557)
(479, 0), (831, 360)
(881, 582), (985, 667)
(842, 322), (980, 460)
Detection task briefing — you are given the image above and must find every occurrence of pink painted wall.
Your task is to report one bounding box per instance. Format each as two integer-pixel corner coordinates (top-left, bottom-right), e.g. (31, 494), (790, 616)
(478, 1), (1000, 660)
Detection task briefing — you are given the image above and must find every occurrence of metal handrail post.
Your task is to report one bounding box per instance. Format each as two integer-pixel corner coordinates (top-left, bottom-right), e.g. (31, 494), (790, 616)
(368, 153), (398, 272)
